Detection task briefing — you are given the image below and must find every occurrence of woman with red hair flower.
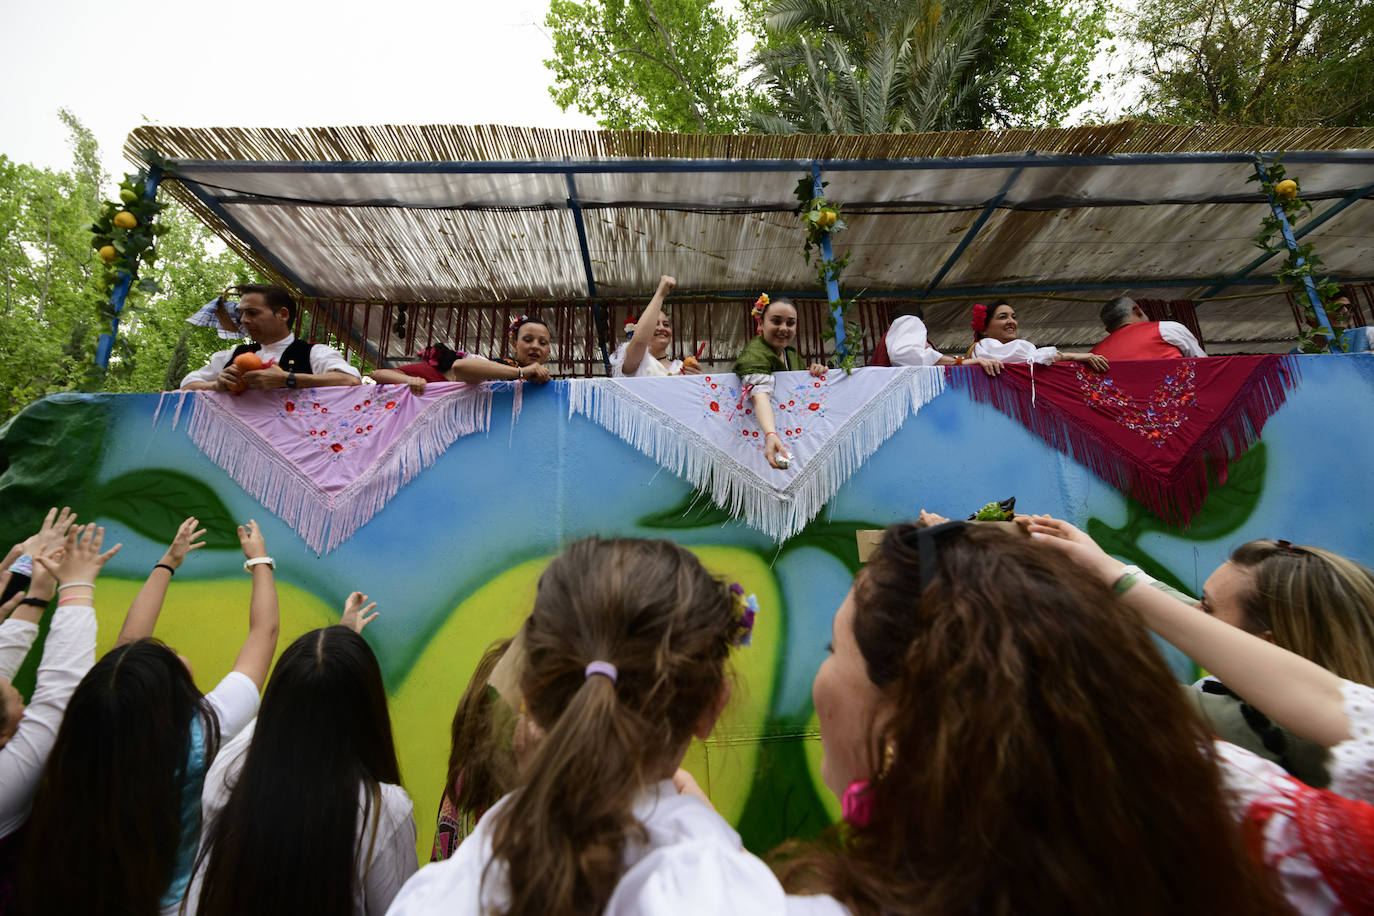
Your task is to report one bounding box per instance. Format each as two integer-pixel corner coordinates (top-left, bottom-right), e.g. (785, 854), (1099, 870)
(969, 300), (1108, 372)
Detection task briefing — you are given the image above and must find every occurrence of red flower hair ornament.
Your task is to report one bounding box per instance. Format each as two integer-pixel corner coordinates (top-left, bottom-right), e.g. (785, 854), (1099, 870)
(970, 303), (988, 336)
(751, 294), (770, 332)
(508, 314), (529, 339)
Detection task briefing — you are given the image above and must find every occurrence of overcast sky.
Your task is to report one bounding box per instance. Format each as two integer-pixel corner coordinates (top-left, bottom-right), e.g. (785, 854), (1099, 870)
(1, 0), (600, 181)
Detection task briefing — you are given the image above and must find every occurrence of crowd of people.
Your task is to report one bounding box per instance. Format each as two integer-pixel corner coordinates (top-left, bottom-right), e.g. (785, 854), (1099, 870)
(0, 498), (1370, 914)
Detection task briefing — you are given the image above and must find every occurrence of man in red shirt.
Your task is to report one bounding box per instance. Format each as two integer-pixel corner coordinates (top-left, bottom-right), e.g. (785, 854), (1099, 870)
(1092, 297), (1206, 360)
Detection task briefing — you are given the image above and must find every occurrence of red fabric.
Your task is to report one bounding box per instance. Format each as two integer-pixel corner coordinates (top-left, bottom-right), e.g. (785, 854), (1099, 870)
(946, 356), (1299, 527)
(1091, 322), (1185, 360)
(869, 335), (892, 367)
(1245, 784), (1374, 914)
(397, 362), (446, 383)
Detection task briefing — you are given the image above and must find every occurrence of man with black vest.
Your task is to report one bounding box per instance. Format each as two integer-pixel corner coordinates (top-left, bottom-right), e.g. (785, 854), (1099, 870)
(180, 285), (361, 391)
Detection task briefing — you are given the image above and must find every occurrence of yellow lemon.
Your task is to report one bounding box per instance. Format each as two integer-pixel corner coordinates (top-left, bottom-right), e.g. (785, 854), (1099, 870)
(98, 245), (117, 263)
(1275, 179), (1298, 199)
(113, 211), (138, 229)
(820, 210), (838, 228)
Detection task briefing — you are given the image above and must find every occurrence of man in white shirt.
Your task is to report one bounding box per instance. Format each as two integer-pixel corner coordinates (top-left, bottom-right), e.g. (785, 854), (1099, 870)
(1091, 296), (1207, 360)
(180, 285), (361, 391)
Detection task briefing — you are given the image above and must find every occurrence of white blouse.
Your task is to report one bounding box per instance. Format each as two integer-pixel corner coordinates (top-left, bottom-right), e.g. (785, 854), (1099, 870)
(1213, 678), (1374, 915)
(973, 337), (1058, 365)
(884, 316), (943, 368)
(610, 342), (682, 378)
(387, 779), (818, 916)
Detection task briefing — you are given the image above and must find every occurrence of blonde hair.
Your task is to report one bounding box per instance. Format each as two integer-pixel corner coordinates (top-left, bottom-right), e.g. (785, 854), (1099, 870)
(1231, 540), (1374, 686)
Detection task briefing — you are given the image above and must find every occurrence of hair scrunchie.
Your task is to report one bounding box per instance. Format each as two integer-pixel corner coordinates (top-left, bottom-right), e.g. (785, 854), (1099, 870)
(970, 303), (988, 336)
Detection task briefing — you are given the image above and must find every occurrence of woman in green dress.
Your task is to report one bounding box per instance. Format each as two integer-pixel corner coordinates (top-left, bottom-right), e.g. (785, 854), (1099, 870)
(732, 295), (827, 470)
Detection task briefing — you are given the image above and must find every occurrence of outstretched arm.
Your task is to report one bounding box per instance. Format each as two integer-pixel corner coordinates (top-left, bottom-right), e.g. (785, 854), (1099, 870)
(620, 275), (675, 376)
(1025, 515), (1351, 748)
(370, 368), (427, 394)
(117, 517), (206, 646)
(231, 520), (280, 691)
(341, 591), (379, 634)
(449, 357), (549, 385)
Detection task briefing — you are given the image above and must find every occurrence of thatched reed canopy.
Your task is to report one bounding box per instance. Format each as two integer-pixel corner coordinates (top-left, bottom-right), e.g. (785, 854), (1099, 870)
(126, 122), (1374, 371)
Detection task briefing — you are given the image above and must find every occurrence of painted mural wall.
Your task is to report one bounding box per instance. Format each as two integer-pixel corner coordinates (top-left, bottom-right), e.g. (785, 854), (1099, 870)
(1, 354), (1371, 861)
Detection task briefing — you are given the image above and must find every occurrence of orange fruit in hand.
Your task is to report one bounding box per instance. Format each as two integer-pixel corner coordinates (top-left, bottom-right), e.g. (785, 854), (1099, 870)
(232, 352), (264, 372)
(1275, 179), (1298, 199)
(113, 211), (138, 229)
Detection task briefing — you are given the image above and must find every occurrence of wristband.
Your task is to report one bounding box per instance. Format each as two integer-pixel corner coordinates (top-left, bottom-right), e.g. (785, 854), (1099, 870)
(7, 555), (32, 577)
(18, 597), (49, 608)
(955, 356), (964, 366)
(243, 556), (276, 573)
(57, 597), (91, 607)
(763, 431), (780, 439)
(154, 563), (176, 575)
(1111, 565), (1155, 595)
(57, 582), (96, 592)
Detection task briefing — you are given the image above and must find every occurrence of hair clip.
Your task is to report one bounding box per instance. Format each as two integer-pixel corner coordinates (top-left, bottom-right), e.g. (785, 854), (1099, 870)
(1276, 539), (1294, 550)
(728, 583), (758, 647)
(970, 303), (988, 335)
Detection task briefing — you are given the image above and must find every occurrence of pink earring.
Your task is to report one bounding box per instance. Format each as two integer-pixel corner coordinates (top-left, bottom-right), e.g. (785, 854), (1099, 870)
(841, 780), (873, 827)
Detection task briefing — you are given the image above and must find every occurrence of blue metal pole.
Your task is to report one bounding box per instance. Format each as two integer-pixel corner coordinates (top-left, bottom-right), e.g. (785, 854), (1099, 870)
(96, 165), (162, 369)
(1254, 159), (1338, 352)
(811, 163), (845, 359)
(564, 169), (610, 373)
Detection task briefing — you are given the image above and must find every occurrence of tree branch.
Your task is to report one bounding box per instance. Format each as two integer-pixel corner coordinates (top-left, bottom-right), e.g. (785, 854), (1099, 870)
(638, 0), (710, 130)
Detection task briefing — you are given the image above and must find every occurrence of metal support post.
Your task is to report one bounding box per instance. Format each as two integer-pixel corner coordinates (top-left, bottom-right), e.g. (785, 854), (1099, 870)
(564, 168), (609, 373)
(96, 165), (162, 368)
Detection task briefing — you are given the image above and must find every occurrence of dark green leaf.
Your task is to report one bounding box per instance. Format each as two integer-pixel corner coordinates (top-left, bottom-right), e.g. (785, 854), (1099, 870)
(637, 487), (735, 530)
(93, 469), (238, 549)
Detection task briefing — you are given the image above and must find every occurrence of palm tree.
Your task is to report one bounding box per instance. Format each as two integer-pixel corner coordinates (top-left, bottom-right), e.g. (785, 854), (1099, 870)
(747, 0), (1005, 134)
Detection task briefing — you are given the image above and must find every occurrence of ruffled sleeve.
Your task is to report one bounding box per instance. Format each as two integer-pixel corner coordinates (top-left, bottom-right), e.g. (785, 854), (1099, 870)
(1328, 679), (1374, 803)
(885, 316), (942, 368)
(974, 338), (1056, 365)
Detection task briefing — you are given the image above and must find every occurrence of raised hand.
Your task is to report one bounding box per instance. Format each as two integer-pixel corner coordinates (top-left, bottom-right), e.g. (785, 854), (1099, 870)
(1023, 514), (1121, 584)
(808, 363), (828, 378)
(36, 524), (122, 586)
(658, 275), (676, 294)
(237, 519), (269, 561)
(162, 517), (208, 570)
(19, 507), (77, 557)
(341, 591), (379, 634)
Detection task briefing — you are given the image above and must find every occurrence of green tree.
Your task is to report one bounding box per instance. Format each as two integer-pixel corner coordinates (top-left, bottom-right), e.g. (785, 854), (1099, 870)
(544, 0), (752, 132)
(0, 112), (257, 419)
(747, 0), (1004, 134)
(1127, 0), (1374, 126)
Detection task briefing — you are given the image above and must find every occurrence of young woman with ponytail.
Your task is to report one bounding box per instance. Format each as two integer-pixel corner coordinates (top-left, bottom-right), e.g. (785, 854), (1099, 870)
(386, 537), (780, 916)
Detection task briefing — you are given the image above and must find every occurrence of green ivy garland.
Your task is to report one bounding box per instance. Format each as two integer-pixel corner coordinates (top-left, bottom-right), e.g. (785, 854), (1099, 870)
(794, 177), (860, 371)
(1247, 156), (1346, 353)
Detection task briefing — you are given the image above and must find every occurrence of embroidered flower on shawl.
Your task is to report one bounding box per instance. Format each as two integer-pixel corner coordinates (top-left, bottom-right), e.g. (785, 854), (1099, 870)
(1074, 361), (1199, 447)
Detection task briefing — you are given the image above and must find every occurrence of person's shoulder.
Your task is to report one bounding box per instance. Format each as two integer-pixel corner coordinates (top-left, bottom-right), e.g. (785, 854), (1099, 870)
(387, 796), (506, 915)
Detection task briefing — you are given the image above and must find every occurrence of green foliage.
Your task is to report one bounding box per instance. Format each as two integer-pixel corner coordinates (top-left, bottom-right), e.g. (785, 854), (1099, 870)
(1246, 157), (1345, 354)
(793, 177), (858, 371)
(93, 469), (238, 550)
(544, 0), (752, 132)
(746, 0), (1111, 133)
(1126, 0), (1374, 126)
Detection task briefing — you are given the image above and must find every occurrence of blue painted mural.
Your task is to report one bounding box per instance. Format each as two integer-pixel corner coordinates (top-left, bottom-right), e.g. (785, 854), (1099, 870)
(1, 354), (1371, 857)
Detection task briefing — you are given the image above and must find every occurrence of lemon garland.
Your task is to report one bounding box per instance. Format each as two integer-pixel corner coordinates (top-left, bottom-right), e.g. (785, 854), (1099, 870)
(794, 176), (860, 372)
(89, 164), (166, 308)
(1247, 156), (1345, 354)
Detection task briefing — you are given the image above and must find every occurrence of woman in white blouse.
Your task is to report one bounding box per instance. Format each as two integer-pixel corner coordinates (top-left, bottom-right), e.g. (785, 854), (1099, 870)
(970, 300), (1109, 372)
(609, 275), (703, 378)
(1028, 514), (1374, 914)
(191, 609), (416, 916)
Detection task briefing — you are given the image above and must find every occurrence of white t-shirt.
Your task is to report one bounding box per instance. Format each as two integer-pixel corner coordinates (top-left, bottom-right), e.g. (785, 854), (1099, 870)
(884, 316), (943, 368)
(609, 341), (683, 378)
(387, 779), (820, 916)
(973, 337), (1059, 365)
(0, 606), (95, 839)
(180, 333), (361, 388)
(185, 719), (418, 916)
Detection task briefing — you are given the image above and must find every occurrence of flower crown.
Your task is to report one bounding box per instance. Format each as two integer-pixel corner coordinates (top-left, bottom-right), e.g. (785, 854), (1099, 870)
(969, 303), (988, 336)
(508, 314), (529, 339)
(751, 294), (770, 331)
(728, 583), (758, 647)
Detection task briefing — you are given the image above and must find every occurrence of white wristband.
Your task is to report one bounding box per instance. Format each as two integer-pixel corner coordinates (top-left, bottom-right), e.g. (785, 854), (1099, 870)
(243, 556), (276, 573)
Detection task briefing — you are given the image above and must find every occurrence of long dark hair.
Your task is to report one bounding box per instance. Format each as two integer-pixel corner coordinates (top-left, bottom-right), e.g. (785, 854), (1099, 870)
(194, 626), (401, 916)
(774, 522), (1287, 916)
(443, 638), (516, 824)
(487, 538), (737, 916)
(19, 639), (218, 916)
